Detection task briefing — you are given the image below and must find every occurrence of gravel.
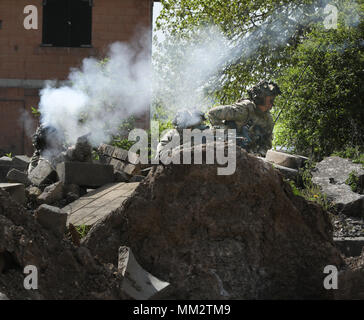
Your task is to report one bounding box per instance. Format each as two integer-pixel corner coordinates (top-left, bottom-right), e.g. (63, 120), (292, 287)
(329, 213), (364, 238)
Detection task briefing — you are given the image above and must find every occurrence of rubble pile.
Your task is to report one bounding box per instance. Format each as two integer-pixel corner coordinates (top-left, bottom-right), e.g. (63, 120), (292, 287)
(0, 188), (125, 299)
(1, 137), (364, 299)
(0, 138), (146, 211)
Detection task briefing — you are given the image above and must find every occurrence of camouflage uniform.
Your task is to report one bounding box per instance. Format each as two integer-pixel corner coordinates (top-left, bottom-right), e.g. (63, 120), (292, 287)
(207, 80), (281, 156)
(156, 110), (207, 160)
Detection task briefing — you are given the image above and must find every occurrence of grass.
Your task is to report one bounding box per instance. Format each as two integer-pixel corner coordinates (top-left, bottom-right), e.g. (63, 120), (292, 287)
(75, 224), (92, 239)
(287, 160), (334, 212)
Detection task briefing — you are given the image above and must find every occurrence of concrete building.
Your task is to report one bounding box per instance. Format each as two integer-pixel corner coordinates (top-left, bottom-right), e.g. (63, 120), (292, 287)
(0, 0), (154, 155)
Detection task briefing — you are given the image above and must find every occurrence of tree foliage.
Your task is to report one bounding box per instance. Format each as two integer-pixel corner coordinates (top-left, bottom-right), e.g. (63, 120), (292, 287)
(154, 0), (363, 158)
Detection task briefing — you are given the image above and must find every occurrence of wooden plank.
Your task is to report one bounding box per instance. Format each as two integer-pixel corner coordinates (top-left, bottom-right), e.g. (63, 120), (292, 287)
(72, 196), (128, 226)
(63, 182), (125, 214)
(67, 188), (129, 225)
(65, 182), (140, 227)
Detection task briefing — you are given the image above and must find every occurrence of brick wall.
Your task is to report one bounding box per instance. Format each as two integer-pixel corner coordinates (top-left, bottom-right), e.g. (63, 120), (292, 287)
(0, 0), (152, 156)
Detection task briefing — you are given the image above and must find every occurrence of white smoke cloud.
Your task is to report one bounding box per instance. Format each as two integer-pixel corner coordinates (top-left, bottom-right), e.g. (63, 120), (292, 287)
(152, 0), (361, 120)
(38, 31), (151, 147)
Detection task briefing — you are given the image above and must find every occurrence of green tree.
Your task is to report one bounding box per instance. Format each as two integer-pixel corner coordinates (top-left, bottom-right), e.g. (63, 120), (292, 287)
(154, 0), (363, 158)
(274, 1), (364, 159)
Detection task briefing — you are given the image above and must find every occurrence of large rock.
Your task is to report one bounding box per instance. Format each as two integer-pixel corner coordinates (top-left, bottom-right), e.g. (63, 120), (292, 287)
(312, 156), (364, 217)
(0, 189), (124, 300)
(84, 142), (343, 299)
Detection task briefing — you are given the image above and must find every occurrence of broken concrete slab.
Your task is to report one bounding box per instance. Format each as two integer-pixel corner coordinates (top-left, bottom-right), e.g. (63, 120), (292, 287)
(114, 170), (129, 182)
(312, 156), (364, 217)
(56, 162), (114, 188)
(35, 204), (67, 237)
(266, 150), (306, 170)
(37, 181), (64, 205)
(118, 246), (170, 300)
(129, 175), (145, 183)
(258, 157), (299, 182)
(12, 155), (30, 170)
(123, 163), (141, 176)
(112, 147), (129, 161)
(98, 144), (115, 157)
(6, 168), (30, 186)
(64, 182), (140, 227)
(334, 237), (364, 257)
(0, 183), (26, 205)
(0, 156), (13, 165)
(28, 159), (58, 186)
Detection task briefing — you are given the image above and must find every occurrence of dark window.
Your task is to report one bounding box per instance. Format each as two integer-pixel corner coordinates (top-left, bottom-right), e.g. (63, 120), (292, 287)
(42, 0), (92, 47)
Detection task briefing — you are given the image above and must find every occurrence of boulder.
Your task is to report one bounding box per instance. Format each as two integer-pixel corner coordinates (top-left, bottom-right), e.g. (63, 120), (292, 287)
(84, 142), (343, 299)
(311, 156), (364, 217)
(0, 189), (123, 299)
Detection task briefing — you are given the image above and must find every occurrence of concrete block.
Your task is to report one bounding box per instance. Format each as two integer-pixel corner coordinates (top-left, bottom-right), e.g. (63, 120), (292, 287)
(112, 147), (129, 161)
(28, 160), (58, 186)
(266, 150), (304, 169)
(123, 163), (141, 176)
(118, 246), (170, 300)
(6, 168), (30, 186)
(99, 155), (111, 165)
(114, 170), (129, 182)
(0, 156), (13, 165)
(37, 181), (64, 205)
(0, 183), (26, 205)
(12, 155), (30, 170)
(98, 144), (115, 157)
(129, 175), (144, 182)
(35, 204), (67, 237)
(56, 162), (114, 188)
(109, 158), (124, 172)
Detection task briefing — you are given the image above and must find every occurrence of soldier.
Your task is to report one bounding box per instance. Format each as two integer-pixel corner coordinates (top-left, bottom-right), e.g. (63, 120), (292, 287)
(207, 80), (281, 157)
(156, 109), (208, 161)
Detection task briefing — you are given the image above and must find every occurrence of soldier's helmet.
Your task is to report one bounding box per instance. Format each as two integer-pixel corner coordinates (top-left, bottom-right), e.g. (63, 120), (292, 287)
(172, 109), (206, 129)
(247, 80), (281, 106)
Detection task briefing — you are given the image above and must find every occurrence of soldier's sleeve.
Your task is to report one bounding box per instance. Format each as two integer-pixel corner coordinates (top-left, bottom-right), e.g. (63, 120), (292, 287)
(207, 103), (250, 126)
(260, 114), (274, 154)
